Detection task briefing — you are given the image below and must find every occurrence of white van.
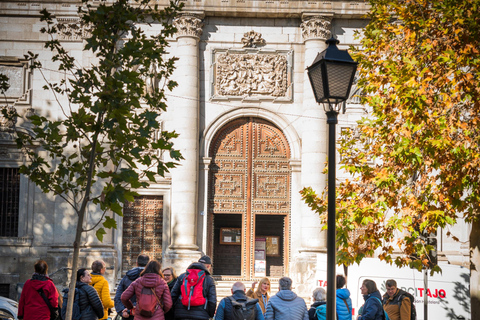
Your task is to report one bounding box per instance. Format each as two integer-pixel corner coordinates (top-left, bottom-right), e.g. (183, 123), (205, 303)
(315, 257), (470, 320)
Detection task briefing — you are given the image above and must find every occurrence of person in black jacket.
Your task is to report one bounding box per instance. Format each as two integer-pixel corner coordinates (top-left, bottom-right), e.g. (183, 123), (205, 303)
(170, 255), (217, 320)
(114, 254), (150, 319)
(76, 268), (104, 320)
(308, 287), (326, 320)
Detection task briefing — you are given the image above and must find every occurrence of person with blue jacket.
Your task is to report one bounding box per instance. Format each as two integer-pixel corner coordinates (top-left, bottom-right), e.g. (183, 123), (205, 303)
(214, 282), (264, 320)
(336, 275), (353, 320)
(114, 254), (150, 319)
(264, 277), (308, 320)
(357, 279), (384, 320)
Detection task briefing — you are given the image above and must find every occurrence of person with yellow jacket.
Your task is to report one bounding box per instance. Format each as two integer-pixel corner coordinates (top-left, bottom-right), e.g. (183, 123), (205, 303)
(246, 277), (271, 314)
(91, 260), (114, 320)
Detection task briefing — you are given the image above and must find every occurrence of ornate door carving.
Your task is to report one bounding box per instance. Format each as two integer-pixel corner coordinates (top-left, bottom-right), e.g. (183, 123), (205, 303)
(208, 118), (291, 278)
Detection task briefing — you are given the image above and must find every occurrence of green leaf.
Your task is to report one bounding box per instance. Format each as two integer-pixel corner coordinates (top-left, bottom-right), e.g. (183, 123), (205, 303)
(96, 228), (107, 242)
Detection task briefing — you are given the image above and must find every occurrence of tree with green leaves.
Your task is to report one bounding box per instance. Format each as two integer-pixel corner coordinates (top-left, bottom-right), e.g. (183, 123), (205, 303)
(301, 0), (479, 317)
(1, 0), (183, 319)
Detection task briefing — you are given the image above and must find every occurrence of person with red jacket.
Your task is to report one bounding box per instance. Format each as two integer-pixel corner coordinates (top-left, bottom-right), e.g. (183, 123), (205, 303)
(18, 259), (59, 320)
(121, 260), (173, 320)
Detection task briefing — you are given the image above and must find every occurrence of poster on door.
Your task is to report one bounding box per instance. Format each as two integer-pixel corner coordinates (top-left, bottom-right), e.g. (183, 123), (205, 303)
(254, 260), (266, 277)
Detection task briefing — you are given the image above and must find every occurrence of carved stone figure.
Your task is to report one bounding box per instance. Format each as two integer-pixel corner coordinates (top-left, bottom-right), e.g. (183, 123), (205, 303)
(242, 30), (266, 48)
(0, 106), (16, 132)
(300, 15), (332, 41)
(57, 18), (92, 41)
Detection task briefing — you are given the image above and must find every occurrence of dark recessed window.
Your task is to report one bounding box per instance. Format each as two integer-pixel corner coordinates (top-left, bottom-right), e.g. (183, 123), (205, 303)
(0, 168), (20, 237)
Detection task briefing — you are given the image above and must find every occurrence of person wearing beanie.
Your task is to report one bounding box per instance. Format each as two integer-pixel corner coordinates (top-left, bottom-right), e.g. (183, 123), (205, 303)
(170, 255), (217, 319)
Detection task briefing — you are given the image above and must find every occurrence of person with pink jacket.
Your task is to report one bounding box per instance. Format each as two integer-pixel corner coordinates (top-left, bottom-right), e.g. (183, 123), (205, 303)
(121, 260), (172, 320)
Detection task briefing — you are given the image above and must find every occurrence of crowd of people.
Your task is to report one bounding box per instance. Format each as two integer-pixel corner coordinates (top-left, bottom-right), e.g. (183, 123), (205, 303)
(16, 256), (412, 320)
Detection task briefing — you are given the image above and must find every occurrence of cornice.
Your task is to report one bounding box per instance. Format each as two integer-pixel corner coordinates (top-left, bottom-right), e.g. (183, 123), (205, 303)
(0, 1), (370, 19)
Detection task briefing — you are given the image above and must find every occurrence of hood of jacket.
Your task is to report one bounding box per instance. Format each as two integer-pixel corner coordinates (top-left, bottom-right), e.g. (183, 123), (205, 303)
(139, 273), (163, 288)
(337, 288), (351, 299)
(186, 262), (211, 275)
(126, 267), (144, 281)
(275, 289), (298, 301)
(311, 301), (326, 308)
(90, 273), (105, 286)
(231, 290), (251, 302)
(363, 290), (382, 302)
(27, 274), (54, 291)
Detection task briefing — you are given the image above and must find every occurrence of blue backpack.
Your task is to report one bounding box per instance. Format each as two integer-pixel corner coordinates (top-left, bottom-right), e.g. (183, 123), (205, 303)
(61, 288), (82, 320)
(315, 303), (326, 320)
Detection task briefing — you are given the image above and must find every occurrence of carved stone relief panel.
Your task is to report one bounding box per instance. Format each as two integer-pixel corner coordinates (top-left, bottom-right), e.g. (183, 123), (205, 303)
(0, 58), (32, 106)
(212, 49), (293, 101)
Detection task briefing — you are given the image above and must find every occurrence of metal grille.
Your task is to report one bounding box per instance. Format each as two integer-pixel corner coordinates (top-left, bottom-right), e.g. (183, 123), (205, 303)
(122, 195), (163, 272)
(0, 284), (9, 298)
(0, 168), (20, 237)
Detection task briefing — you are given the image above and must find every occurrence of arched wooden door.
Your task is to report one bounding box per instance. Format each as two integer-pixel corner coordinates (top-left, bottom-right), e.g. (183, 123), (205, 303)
(207, 117), (291, 279)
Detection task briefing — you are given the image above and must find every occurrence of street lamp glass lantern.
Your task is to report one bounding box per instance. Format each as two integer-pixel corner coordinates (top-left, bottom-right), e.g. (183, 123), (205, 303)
(307, 37), (358, 111)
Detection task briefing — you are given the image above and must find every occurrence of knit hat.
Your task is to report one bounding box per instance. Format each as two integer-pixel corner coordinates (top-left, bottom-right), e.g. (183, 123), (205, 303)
(198, 255), (212, 265)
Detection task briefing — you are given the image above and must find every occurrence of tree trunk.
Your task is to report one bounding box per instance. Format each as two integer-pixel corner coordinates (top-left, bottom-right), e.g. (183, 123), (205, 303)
(65, 210), (85, 320)
(470, 217), (480, 320)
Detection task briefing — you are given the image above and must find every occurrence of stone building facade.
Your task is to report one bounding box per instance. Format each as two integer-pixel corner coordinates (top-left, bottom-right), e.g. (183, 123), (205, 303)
(0, 0), (470, 301)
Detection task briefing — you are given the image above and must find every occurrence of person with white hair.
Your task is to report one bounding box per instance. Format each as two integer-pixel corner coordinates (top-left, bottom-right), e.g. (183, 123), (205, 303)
(214, 281), (264, 320)
(308, 287), (326, 320)
(264, 277), (308, 320)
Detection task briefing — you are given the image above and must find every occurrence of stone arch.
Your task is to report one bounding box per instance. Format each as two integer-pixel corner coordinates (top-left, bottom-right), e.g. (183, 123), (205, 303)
(201, 107), (301, 161)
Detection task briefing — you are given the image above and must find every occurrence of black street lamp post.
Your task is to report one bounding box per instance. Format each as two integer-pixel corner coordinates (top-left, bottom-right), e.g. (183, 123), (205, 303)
(307, 37), (358, 320)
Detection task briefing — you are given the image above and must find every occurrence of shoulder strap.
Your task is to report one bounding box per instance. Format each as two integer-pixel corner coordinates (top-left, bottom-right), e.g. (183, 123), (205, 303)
(342, 298), (350, 313)
(372, 297), (387, 320)
(37, 288), (55, 312)
(151, 288), (163, 309)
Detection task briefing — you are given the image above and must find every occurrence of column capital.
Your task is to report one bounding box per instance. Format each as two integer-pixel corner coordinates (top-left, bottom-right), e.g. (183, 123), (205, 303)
(301, 14), (333, 42)
(174, 13), (204, 39)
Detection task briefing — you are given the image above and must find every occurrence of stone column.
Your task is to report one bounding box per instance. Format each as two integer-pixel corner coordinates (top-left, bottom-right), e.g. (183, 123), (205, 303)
(163, 13), (204, 269)
(300, 15), (332, 251)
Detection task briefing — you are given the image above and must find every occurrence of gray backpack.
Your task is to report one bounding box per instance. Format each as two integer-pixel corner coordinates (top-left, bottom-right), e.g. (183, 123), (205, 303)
(227, 296), (258, 320)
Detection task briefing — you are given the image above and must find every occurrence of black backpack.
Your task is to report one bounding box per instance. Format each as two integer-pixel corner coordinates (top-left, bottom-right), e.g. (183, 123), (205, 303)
(227, 296), (258, 320)
(61, 288), (82, 320)
(398, 291), (417, 320)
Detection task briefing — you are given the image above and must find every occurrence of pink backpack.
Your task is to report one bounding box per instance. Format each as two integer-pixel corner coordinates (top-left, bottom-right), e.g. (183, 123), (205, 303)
(136, 286), (162, 317)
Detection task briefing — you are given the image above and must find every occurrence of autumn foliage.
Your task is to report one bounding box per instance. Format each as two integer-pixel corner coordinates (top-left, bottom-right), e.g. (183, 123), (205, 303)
(301, 0), (480, 273)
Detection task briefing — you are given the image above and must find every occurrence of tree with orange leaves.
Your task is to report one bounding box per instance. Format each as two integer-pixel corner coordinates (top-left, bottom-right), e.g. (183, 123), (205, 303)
(301, 0), (480, 318)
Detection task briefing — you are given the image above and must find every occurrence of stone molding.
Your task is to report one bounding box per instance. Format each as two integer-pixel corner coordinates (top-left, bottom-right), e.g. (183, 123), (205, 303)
(211, 48), (293, 102)
(0, 57), (32, 106)
(173, 13), (204, 39)
(301, 15), (332, 41)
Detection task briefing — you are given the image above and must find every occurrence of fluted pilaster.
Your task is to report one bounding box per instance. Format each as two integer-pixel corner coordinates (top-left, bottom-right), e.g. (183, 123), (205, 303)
(164, 13), (204, 268)
(300, 14), (332, 251)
